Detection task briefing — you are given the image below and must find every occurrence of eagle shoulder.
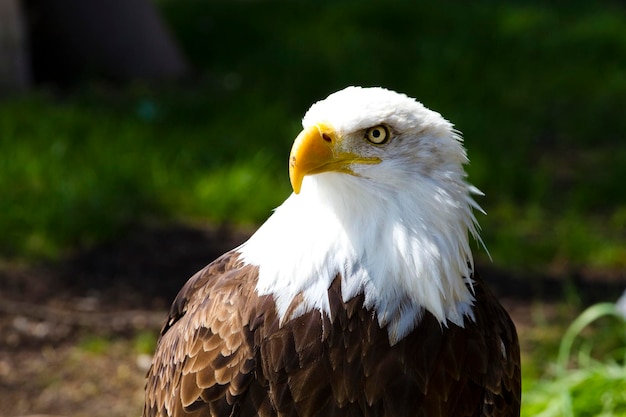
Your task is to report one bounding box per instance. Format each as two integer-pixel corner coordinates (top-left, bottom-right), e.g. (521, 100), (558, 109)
(467, 275), (521, 417)
(144, 251), (275, 417)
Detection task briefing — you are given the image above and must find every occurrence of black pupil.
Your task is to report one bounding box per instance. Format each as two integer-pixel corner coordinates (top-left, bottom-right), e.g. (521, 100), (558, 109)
(372, 129), (381, 138)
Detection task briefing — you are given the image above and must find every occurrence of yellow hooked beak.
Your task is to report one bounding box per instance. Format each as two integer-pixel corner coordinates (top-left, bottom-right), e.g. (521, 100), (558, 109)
(288, 123), (381, 194)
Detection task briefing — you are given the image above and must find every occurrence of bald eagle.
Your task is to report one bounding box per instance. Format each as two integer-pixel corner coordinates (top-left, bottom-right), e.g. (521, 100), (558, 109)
(143, 87), (521, 417)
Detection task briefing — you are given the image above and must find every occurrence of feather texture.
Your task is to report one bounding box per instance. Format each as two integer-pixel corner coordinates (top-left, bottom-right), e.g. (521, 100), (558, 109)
(143, 251), (520, 417)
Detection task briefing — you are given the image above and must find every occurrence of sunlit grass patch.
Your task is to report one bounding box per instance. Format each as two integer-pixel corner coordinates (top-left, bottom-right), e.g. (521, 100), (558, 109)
(132, 330), (159, 355)
(522, 302), (626, 417)
(78, 334), (114, 355)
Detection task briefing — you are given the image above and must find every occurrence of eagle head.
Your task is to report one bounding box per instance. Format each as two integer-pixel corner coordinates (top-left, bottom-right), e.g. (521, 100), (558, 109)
(240, 86), (485, 344)
(290, 86), (468, 196)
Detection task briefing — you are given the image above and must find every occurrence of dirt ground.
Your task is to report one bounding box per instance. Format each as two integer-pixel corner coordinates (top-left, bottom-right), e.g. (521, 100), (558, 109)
(0, 223), (623, 417)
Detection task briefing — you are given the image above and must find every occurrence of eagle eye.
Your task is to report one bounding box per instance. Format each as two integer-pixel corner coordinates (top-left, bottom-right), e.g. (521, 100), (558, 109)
(365, 125), (389, 145)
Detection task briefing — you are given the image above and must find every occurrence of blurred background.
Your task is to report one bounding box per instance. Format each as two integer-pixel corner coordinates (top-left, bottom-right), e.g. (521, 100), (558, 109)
(0, 0), (625, 416)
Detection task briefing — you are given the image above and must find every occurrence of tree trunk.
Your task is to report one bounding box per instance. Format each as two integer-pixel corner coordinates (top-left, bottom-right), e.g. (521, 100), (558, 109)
(0, 0), (31, 93)
(25, 0), (188, 85)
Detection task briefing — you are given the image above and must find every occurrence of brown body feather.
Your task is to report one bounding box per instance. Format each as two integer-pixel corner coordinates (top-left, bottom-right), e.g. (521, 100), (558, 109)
(143, 251), (520, 417)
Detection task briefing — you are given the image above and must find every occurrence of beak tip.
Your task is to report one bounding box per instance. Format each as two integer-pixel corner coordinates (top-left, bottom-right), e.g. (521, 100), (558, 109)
(289, 169), (302, 194)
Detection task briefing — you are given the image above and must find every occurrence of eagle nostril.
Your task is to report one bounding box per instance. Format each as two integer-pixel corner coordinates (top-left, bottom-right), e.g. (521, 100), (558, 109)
(322, 133), (332, 143)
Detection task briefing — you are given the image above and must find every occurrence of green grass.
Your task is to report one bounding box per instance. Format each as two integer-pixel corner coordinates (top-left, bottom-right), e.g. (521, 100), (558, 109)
(0, 91), (292, 259)
(3, 3), (624, 412)
(2, 0), (626, 270)
(522, 302), (626, 417)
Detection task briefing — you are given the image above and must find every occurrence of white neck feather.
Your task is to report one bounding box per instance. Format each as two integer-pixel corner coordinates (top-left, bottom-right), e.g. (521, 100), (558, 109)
(238, 170), (483, 345)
